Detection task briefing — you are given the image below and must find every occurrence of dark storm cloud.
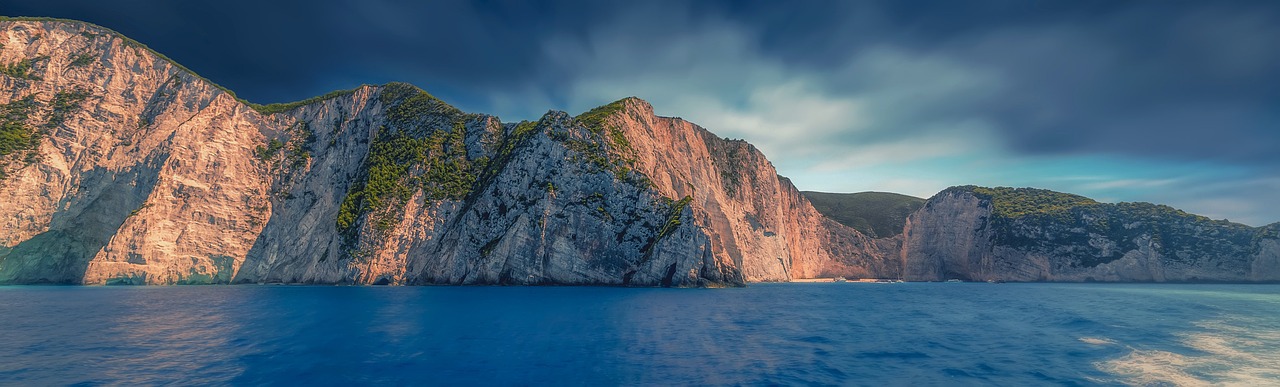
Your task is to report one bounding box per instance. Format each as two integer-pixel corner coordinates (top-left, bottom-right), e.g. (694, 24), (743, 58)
(2, 0), (610, 105)
(10, 1), (1276, 166)
(955, 3), (1280, 166)
(712, 1), (1280, 167)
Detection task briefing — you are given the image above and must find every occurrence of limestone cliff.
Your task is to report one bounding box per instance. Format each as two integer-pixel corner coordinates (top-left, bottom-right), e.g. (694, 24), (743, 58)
(0, 18), (886, 285)
(6, 18), (1270, 286)
(220, 89), (899, 285)
(902, 186), (1280, 282)
(0, 18), (274, 284)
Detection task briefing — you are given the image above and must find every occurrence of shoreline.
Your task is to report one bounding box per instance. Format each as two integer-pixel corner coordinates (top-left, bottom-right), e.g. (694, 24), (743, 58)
(790, 278), (902, 283)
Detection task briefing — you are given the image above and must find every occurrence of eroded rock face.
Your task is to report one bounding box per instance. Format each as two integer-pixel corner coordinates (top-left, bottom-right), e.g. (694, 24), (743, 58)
(595, 99), (895, 282)
(0, 19), (887, 285)
(901, 190), (998, 281)
(902, 187), (1280, 282)
(9, 19), (1269, 286)
(0, 19), (274, 284)
(235, 96), (744, 287)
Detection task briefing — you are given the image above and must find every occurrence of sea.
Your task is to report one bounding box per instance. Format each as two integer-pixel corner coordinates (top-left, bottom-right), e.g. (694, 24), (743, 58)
(1, 283), (1277, 386)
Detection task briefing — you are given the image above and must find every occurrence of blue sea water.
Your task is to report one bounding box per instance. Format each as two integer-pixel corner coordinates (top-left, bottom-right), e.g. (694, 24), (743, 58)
(1, 283), (1277, 386)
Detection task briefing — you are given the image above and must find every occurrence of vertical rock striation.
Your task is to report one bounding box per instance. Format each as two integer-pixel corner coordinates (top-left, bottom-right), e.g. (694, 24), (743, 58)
(2, 18), (1273, 285)
(593, 98), (895, 282)
(0, 18), (274, 284)
(0, 18), (889, 286)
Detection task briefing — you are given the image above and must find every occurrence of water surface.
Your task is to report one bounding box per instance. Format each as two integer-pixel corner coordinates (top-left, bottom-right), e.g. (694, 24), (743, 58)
(1, 283), (1276, 385)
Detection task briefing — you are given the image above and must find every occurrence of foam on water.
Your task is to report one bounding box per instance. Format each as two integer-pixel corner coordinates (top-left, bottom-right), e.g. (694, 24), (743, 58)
(1078, 337), (1116, 346)
(1096, 314), (1280, 386)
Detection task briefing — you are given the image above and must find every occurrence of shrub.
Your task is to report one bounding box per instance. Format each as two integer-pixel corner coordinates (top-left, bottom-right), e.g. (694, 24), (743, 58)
(574, 99), (626, 135)
(69, 52), (95, 67)
(964, 186), (1097, 220)
(255, 138), (285, 160)
(250, 87), (362, 115)
(43, 88), (91, 129)
(0, 95), (39, 158)
(564, 98), (648, 187)
(335, 84), (480, 245)
(0, 56), (48, 80)
(951, 185), (1263, 268)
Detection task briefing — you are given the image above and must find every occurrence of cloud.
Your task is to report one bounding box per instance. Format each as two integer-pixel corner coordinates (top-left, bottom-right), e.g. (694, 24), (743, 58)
(1078, 178), (1181, 191)
(943, 4), (1280, 166)
(1143, 176), (1280, 226)
(526, 5), (1007, 171)
(497, 1), (1280, 225)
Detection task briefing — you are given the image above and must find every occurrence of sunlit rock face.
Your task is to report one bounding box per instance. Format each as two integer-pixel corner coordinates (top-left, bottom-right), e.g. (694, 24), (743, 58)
(0, 19), (275, 284)
(5, 19), (1272, 286)
(902, 186), (1280, 282)
(0, 19), (892, 286)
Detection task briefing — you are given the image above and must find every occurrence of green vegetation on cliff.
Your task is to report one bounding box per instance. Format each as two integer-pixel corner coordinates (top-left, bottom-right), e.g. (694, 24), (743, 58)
(0, 56), (47, 80)
(336, 128), (427, 232)
(255, 138), (285, 160)
(948, 185), (1267, 269)
(381, 82), (463, 125)
(568, 98), (647, 186)
(255, 121), (314, 172)
(1, 88), (90, 172)
(44, 88), (91, 129)
(803, 191), (924, 237)
(250, 87), (362, 115)
(574, 99), (626, 136)
(68, 52), (95, 67)
(0, 95), (38, 158)
(637, 195), (695, 268)
(964, 186), (1097, 220)
(335, 83), (484, 243)
(656, 195), (694, 240)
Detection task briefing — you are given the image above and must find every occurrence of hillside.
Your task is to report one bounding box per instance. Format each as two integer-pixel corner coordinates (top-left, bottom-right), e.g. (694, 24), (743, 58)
(801, 191), (923, 238)
(903, 186), (1280, 282)
(0, 18), (894, 285)
(0, 17), (1274, 285)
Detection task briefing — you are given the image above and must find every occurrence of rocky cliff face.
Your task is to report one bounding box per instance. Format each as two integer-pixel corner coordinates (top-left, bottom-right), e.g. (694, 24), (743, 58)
(0, 18), (275, 284)
(4, 19), (1272, 285)
(0, 19), (887, 285)
(902, 186), (1280, 282)
(584, 100), (896, 282)
(234, 89), (746, 287)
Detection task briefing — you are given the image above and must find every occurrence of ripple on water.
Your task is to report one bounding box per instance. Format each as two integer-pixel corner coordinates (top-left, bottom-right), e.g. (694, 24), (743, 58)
(1095, 315), (1280, 386)
(795, 335), (833, 344)
(855, 351), (932, 360)
(2, 284), (1278, 385)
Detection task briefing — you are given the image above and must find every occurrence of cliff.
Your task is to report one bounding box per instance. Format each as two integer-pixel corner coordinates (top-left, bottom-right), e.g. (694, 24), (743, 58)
(0, 18), (275, 284)
(902, 186), (1280, 282)
(2, 18), (1273, 285)
(0, 18), (890, 285)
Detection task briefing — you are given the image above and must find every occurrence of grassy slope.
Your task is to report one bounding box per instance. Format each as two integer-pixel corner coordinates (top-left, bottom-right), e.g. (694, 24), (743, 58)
(801, 191), (924, 238)
(947, 185), (1266, 268)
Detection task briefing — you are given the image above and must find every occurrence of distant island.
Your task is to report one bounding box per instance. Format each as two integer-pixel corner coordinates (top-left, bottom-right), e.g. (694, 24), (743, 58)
(1, 17), (1277, 286)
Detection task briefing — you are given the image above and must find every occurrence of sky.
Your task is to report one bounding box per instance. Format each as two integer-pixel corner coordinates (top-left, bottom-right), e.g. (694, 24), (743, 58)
(5, 0), (1279, 225)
